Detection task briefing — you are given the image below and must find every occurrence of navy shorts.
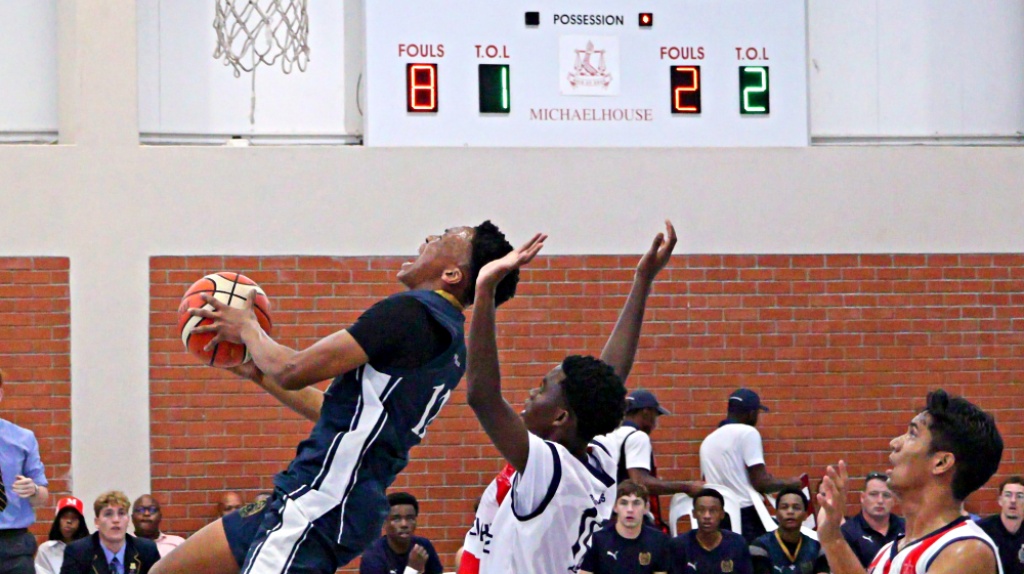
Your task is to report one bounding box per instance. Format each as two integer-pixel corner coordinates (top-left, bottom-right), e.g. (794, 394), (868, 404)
(222, 487), (387, 574)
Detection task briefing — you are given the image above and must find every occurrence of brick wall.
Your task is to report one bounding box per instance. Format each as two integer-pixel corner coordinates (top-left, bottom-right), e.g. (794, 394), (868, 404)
(0, 257), (71, 541)
(150, 254), (1024, 570)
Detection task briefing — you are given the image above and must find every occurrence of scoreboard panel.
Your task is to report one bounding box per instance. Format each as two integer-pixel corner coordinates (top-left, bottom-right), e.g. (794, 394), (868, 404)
(363, 1), (808, 147)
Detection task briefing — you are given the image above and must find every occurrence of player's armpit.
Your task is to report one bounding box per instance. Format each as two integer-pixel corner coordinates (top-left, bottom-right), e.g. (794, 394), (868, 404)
(925, 538), (998, 574)
(254, 329), (370, 391)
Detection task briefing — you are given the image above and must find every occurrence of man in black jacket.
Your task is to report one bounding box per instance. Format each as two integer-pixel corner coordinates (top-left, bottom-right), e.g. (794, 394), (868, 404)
(60, 491), (160, 574)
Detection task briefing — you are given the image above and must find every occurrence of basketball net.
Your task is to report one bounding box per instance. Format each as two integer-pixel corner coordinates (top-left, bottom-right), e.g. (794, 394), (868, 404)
(213, 0), (311, 125)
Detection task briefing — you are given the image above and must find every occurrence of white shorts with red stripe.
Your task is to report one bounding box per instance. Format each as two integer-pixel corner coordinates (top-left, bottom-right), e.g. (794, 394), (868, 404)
(867, 517), (1003, 574)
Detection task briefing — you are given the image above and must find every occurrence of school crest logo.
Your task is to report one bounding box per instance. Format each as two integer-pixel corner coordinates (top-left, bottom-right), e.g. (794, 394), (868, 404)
(638, 552), (651, 566)
(721, 559), (734, 573)
(559, 36), (620, 96)
(238, 498), (267, 518)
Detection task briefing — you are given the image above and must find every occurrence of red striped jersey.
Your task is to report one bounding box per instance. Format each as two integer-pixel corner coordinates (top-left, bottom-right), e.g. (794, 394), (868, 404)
(868, 517), (1003, 574)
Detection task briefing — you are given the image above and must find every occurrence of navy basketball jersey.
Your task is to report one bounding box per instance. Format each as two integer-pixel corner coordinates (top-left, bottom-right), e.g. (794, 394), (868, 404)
(272, 290), (466, 539)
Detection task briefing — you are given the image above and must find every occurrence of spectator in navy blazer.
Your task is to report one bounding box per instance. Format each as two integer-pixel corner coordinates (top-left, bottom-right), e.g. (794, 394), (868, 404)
(60, 491), (160, 574)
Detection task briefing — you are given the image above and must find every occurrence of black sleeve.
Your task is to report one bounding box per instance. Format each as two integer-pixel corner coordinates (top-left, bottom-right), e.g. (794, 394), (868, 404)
(750, 541), (772, 574)
(580, 532), (602, 572)
(667, 538), (687, 574)
(814, 551), (830, 573)
(652, 532), (672, 572)
(348, 295), (451, 370)
(358, 546), (387, 574)
(59, 545), (86, 574)
(423, 540), (444, 574)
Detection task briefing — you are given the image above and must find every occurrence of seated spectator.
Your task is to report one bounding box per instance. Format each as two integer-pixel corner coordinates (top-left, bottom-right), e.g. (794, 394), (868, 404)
(34, 496), (90, 574)
(749, 487), (828, 574)
(59, 491), (160, 574)
(669, 488), (752, 574)
(359, 492), (443, 574)
(979, 476), (1024, 574)
(217, 491), (243, 517)
(580, 480), (671, 574)
(600, 390), (703, 531)
(131, 494), (184, 557)
(840, 471), (904, 567)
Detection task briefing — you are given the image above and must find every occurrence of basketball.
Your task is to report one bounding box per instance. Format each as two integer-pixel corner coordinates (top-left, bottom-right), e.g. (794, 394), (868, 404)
(177, 272), (273, 368)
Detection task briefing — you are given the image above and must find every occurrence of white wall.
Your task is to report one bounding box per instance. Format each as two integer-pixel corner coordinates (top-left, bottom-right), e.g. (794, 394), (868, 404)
(1, 0), (1024, 524)
(0, 0), (57, 137)
(5, 1), (1024, 139)
(808, 0), (1024, 138)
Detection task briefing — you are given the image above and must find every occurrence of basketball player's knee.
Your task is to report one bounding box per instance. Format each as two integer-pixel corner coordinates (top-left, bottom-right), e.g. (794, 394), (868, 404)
(149, 558), (169, 574)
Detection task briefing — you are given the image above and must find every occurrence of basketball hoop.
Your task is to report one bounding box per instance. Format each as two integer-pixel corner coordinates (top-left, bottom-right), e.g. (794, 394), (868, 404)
(213, 0), (311, 124)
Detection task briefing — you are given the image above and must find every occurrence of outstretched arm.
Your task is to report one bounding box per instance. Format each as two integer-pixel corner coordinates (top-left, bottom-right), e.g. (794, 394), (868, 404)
(466, 234), (547, 473)
(599, 221), (677, 381)
(626, 468), (703, 497)
(191, 296), (370, 391)
(748, 464), (803, 494)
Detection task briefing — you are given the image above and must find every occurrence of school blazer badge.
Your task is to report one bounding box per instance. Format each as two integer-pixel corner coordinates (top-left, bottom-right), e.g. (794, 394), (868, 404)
(638, 552), (651, 566)
(721, 559), (734, 573)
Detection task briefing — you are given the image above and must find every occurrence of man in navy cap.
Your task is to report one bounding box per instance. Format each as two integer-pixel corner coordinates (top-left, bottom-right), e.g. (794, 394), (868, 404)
(597, 389), (703, 530)
(698, 388), (803, 543)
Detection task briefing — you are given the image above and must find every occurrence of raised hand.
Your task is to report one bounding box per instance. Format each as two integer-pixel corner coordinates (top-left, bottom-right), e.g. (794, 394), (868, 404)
(476, 233), (547, 290)
(636, 220), (677, 282)
(816, 460), (849, 545)
(408, 543), (429, 572)
(189, 293), (260, 351)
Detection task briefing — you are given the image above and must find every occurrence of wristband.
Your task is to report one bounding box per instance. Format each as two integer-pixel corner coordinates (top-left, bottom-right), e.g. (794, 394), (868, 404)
(33, 483), (39, 497)
(404, 567), (419, 574)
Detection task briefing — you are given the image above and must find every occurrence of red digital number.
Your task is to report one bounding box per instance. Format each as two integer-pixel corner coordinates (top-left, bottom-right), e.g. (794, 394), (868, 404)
(407, 64), (438, 113)
(671, 66), (701, 114)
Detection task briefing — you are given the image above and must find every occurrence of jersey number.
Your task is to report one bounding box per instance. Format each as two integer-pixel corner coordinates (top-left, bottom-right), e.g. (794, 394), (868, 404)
(411, 384), (452, 438)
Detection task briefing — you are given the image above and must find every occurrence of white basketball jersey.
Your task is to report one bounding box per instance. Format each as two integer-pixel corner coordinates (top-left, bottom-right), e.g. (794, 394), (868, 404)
(868, 518), (1003, 574)
(461, 464), (515, 571)
(480, 434), (617, 574)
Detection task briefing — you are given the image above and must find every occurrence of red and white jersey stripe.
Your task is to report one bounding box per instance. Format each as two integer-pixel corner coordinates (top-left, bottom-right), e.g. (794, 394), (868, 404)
(868, 517), (1003, 574)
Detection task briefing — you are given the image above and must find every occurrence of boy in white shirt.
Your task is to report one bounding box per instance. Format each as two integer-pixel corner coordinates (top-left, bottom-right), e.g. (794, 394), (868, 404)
(466, 223), (677, 573)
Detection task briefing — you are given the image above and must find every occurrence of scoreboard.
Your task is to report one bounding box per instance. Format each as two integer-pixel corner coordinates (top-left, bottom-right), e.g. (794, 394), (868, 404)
(362, 1), (808, 147)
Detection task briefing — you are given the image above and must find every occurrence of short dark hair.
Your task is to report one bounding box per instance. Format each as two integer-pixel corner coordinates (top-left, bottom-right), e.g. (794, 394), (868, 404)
(693, 488), (725, 509)
(865, 472), (889, 487)
(386, 492), (419, 515)
(560, 355), (626, 441)
(922, 389), (1003, 501)
(48, 507), (90, 542)
(776, 486), (808, 511)
(617, 480), (649, 503)
(1000, 476), (1024, 493)
(465, 221), (517, 307)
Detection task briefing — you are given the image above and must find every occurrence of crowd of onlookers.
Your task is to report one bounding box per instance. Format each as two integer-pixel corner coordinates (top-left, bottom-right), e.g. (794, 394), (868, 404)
(4, 365), (1024, 574)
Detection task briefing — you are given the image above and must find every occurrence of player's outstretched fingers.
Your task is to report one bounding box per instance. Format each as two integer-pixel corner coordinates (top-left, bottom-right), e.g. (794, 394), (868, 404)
(518, 233), (547, 265)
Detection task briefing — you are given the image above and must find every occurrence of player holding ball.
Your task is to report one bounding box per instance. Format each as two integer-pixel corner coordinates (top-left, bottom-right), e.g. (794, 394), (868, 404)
(152, 222), (538, 574)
